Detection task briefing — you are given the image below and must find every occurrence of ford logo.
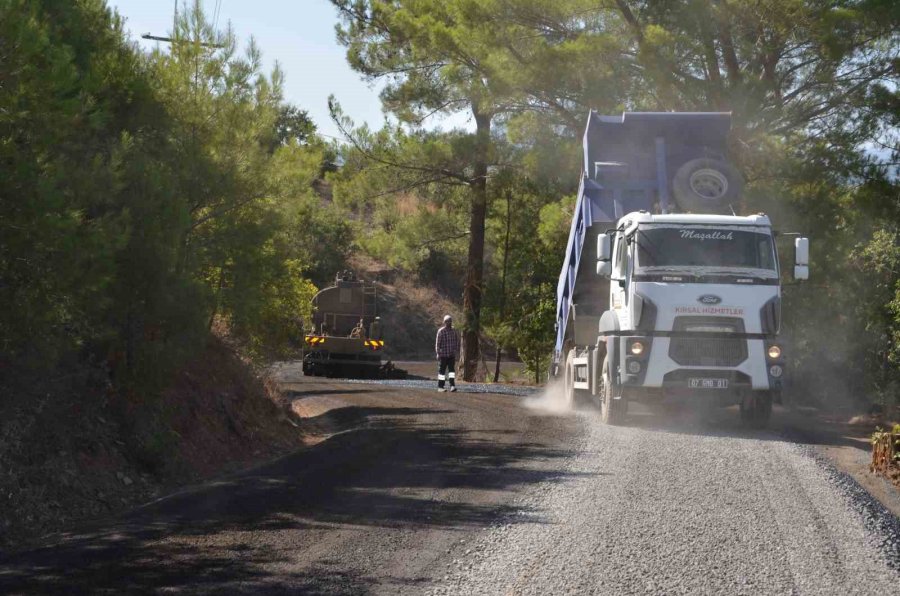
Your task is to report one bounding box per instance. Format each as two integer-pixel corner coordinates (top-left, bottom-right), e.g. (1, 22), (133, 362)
(698, 294), (722, 305)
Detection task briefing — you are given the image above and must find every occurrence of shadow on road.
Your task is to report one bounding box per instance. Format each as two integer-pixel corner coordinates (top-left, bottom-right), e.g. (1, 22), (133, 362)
(299, 404), (455, 434)
(1, 539), (373, 595)
(283, 388), (380, 398)
(0, 402), (581, 593)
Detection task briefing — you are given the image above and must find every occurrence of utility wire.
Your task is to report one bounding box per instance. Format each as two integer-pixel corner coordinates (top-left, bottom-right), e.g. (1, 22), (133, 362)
(142, 0), (223, 48)
(212, 0), (223, 33)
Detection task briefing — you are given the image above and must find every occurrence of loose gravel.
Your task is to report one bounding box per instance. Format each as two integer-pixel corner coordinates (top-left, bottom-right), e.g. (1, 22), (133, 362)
(430, 410), (900, 595)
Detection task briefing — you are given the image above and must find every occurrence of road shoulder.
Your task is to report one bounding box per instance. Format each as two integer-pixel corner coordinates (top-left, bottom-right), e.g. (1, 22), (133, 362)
(775, 406), (900, 519)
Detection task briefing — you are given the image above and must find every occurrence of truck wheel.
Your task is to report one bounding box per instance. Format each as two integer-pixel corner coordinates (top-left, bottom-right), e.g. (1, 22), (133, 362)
(600, 356), (627, 425)
(564, 349), (592, 409)
(564, 350), (577, 408)
(740, 391), (772, 429)
(672, 158), (743, 213)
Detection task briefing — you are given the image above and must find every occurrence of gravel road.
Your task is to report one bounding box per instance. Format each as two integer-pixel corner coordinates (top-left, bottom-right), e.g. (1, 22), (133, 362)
(1, 366), (898, 594)
(433, 407), (900, 595)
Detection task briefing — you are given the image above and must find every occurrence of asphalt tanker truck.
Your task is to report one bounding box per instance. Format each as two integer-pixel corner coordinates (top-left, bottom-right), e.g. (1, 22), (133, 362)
(553, 112), (809, 427)
(302, 271), (405, 379)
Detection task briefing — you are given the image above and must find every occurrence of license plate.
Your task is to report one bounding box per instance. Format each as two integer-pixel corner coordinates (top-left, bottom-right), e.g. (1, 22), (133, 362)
(688, 377), (728, 389)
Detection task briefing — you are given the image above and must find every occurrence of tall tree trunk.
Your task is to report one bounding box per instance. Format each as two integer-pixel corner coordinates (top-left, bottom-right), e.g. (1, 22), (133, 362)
(493, 189), (511, 383)
(462, 108), (491, 382)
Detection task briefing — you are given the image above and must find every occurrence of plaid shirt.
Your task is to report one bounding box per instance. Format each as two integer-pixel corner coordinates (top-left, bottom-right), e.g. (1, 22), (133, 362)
(435, 325), (461, 358)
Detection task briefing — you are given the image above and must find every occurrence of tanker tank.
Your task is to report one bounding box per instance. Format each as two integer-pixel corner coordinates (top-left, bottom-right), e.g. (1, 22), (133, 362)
(302, 270), (406, 379)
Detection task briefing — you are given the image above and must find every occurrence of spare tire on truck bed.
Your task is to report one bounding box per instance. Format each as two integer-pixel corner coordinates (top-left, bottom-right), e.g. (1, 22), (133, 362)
(672, 158), (743, 213)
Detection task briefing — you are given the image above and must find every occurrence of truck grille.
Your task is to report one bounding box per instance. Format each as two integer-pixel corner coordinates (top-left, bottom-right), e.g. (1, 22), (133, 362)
(668, 317), (747, 367)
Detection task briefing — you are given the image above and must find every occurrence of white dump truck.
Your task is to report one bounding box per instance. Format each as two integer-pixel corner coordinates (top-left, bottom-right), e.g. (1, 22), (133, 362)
(553, 112), (809, 427)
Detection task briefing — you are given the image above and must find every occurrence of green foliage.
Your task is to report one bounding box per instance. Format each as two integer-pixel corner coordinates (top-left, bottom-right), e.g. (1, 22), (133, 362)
(274, 104), (317, 149)
(4, 0), (898, 407)
(739, 139), (900, 408)
(333, 0), (522, 121)
(853, 227), (900, 394)
(139, 2), (335, 361)
(871, 425), (900, 444)
(483, 184), (575, 382)
(0, 0), (187, 370)
(504, 287), (557, 384)
(327, 119), (471, 278)
(0, 0), (334, 393)
(331, 0), (548, 378)
(328, 0), (899, 402)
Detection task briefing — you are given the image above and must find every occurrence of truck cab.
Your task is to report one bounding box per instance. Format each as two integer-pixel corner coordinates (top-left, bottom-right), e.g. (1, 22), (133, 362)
(574, 212), (810, 426)
(554, 112), (809, 427)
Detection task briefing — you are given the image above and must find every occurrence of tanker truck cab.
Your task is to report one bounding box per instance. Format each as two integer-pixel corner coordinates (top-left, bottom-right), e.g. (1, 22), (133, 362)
(593, 211), (808, 426)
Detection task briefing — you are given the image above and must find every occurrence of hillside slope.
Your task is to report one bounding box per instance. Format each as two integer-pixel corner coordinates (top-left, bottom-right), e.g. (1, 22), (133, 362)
(0, 337), (306, 553)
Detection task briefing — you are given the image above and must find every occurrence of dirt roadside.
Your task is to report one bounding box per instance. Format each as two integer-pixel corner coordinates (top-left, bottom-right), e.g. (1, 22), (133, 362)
(773, 407), (900, 519)
(0, 339), (308, 554)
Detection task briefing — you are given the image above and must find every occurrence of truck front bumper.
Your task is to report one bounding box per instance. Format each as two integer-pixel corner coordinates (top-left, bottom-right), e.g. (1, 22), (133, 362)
(615, 335), (785, 392)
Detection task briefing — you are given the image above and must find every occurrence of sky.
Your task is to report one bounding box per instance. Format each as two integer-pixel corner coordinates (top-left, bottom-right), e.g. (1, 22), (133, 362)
(106, 0), (432, 140)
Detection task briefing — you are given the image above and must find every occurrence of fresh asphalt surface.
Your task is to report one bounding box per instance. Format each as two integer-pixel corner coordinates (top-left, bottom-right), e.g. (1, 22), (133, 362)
(1, 363), (899, 594)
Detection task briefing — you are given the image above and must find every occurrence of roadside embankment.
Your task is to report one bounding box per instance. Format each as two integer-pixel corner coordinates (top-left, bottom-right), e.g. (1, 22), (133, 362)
(0, 337), (306, 554)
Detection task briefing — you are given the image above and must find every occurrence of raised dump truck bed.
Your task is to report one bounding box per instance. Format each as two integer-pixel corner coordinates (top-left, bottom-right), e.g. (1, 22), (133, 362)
(553, 111), (809, 428)
(553, 111), (736, 373)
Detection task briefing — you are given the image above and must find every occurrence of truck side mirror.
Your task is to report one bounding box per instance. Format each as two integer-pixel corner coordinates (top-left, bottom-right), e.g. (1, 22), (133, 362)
(597, 234), (611, 261)
(793, 237), (809, 281)
(597, 261), (612, 278)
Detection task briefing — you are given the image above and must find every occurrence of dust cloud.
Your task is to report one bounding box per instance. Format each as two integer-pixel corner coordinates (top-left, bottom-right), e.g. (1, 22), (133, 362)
(524, 377), (573, 414)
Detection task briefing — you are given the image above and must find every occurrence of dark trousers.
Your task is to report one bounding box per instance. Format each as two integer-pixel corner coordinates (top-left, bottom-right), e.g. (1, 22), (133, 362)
(438, 356), (456, 388)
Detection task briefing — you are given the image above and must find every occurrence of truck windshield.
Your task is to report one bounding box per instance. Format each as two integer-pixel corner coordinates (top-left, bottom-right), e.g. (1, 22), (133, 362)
(636, 226), (776, 272)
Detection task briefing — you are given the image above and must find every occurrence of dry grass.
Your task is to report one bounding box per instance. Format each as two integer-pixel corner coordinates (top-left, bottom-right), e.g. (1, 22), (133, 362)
(870, 425), (900, 490)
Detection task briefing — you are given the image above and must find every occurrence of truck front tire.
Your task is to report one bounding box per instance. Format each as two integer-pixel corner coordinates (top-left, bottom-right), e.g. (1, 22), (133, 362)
(740, 391), (772, 429)
(600, 356), (627, 425)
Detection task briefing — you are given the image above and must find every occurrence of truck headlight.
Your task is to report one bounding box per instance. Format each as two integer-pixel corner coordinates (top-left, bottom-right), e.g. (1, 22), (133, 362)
(767, 345), (781, 359)
(627, 360), (642, 374)
(769, 365), (783, 378)
(630, 340), (645, 356)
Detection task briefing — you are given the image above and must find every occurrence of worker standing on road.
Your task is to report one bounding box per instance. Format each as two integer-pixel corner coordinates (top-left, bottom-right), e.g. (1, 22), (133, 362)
(435, 315), (460, 392)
